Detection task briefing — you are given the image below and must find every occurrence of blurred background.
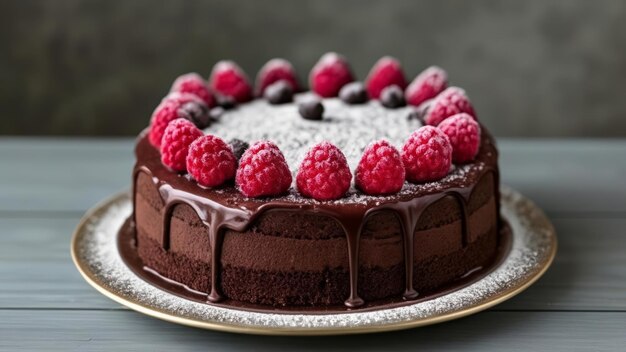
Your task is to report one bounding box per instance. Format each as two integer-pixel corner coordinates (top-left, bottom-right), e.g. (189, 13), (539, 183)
(2, 0), (625, 137)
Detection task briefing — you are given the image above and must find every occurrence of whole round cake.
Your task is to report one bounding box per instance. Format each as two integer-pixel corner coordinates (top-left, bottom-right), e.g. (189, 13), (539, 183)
(125, 53), (503, 310)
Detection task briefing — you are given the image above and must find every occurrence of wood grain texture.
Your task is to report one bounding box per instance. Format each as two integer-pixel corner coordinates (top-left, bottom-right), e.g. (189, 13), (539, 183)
(0, 138), (625, 349)
(1, 310), (625, 351)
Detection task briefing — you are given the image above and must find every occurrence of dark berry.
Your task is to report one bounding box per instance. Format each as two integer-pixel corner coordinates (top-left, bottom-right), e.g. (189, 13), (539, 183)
(407, 102), (431, 123)
(339, 82), (368, 104)
(298, 97), (324, 121)
(216, 94), (236, 110)
(178, 100), (211, 129)
(380, 85), (406, 108)
(229, 138), (250, 161)
(264, 80), (294, 104)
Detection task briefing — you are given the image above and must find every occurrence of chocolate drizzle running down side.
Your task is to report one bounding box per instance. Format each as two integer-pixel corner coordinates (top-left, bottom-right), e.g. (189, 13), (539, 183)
(131, 128), (500, 308)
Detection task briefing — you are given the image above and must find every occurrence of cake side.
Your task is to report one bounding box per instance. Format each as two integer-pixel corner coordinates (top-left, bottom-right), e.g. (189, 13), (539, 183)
(131, 127), (499, 307)
(127, 54), (501, 309)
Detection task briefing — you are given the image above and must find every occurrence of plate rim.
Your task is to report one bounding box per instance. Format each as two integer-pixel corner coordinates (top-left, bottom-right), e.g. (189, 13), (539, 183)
(71, 187), (557, 336)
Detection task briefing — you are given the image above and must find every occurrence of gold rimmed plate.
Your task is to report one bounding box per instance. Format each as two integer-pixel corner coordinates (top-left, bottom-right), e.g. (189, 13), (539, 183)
(71, 186), (556, 335)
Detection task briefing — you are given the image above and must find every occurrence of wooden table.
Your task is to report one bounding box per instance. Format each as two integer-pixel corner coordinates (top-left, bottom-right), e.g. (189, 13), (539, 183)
(1, 138), (625, 351)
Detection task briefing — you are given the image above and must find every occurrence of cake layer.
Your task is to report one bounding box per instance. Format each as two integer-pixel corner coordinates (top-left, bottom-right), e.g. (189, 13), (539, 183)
(134, 166), (498, 306)
(130, 98), (501, 308)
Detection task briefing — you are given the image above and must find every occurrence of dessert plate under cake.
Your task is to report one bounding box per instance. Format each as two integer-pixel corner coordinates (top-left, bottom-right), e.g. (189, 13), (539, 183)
(71, 186), (556, 334)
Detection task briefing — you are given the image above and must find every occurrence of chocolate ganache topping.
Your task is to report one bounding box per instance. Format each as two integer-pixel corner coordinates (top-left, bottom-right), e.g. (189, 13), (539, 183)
(131, 95), (500, 308)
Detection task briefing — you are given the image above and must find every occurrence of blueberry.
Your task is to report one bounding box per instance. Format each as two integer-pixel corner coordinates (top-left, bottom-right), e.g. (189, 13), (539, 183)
(229, 138), (250, 161)
(298, 97), (324, 120)
(380, 85), (406, 109)
(178, 101), (211, 129)
(216, 94), (236, 110)
(339, 82), (368, 104)
(264, 80), (294, 105)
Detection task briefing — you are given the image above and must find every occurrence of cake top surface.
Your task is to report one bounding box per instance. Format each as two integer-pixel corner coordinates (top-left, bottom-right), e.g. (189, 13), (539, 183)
(206, 94), (420, 173)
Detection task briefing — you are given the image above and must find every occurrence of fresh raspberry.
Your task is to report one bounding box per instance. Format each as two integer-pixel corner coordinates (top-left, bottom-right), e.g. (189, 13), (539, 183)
(161, 91), (204, 106)
(186, 135), (237, 187)
(402, 126), (452, 183)
(438, 113), (481, 163)
(208, 61), (252, 103)
(309, 52), (354, 98)
(236, 141), (292, 197)
(405, 66), (448, 107)
(160, 119), (204, 172)
(296, 142), (352, 200)
(148, 93), (206, 148)
(355, 140), (405, 195)
(255, 58), (300, 96)
(170, 73), (215, 108)
(424, 87), (476, 126)
(365, 56), (407, 99)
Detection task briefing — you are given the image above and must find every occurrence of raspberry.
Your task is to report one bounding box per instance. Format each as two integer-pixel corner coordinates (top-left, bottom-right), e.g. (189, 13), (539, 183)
(209, 61), (252, 103)
(355, 140), (405, 195)
(160, 119), (204, 172)
(296, 142), (352, 200)
(405, 66), (448, 107)
(438, 113), (481, 163)
(236, 141), (292, 197)
(149, 93), (206, 148)
(425, 87), (476, 126)
(365, 56), (407, 99)
(161, 91), (204, 106)
(170, 73), (215, 108)
(402, 126), (452, 183)
(255, 58), (299, 96)
(186, 135), (237, 187)
(309, 52), (354, 98)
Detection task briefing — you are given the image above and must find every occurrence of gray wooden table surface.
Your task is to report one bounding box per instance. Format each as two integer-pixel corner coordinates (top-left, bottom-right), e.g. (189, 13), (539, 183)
(1, 137), (625, 351)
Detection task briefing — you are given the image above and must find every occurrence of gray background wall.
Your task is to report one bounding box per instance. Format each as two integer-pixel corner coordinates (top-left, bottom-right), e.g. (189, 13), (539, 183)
(2, 0), (625, 137)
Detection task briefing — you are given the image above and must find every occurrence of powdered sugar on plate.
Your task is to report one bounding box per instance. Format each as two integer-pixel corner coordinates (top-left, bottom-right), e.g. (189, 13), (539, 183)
(72, 186), (556, 334)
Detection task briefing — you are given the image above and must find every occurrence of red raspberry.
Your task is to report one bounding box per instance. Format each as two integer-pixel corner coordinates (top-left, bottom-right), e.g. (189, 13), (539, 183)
(160, 119), (204, 172)
(209, 61), (252, 103)
(402, 126), (452, 183)
(186, 135), (237, 187)
(170, 73), (215, 108)
(309, 52), (354, 98)
(425, 87), (476, 126)
(235, 141), (292, 197)
(255, 58), (300, 96)
(365, 56), (407, 99)
(148, 93), (205, 148)
(162, 91), (204, 106)
(405, 66), (448, 107)
(438, 113), (481, 163)
(296, 142), (352, 200)
(355, 140), (405, 195)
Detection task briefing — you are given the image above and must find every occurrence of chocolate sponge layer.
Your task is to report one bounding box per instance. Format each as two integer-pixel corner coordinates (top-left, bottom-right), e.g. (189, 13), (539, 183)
(134, 172), (498, 306)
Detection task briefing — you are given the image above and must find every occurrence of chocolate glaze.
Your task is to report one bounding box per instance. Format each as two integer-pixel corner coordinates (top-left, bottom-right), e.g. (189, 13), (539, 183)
(119, 217), (511, 313)
(131, 124), (500, 308)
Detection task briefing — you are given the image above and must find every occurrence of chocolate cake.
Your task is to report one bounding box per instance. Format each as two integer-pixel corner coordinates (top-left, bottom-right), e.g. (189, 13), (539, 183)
(124, 53), (502, 311)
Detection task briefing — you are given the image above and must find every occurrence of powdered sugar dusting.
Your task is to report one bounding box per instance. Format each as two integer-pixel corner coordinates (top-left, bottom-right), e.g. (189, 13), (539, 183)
(207, 95), (420, 173)
(73, 187), (556, 333)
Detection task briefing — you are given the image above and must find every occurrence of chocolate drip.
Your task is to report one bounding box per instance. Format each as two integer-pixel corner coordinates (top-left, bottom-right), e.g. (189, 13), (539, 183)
(131, 130), (499, 308)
